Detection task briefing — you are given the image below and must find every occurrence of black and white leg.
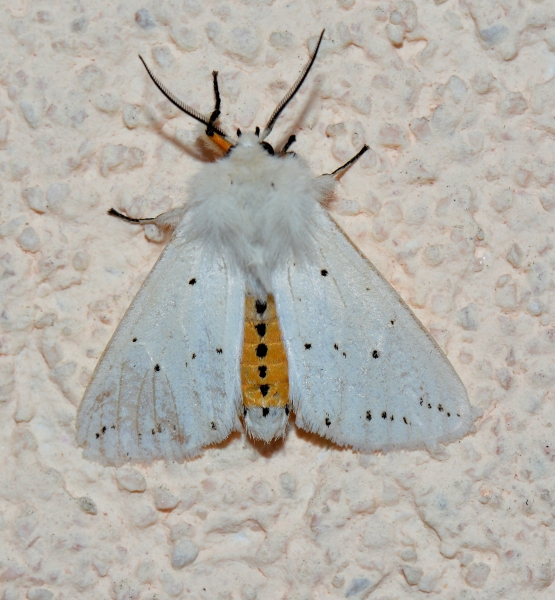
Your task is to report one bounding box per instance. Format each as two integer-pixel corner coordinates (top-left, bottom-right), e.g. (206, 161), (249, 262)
(206, 71), (221, 137)
(326, 145), (369, 178)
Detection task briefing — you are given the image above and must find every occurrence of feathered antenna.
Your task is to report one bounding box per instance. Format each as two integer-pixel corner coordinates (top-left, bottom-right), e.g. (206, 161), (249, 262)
(139, 55), (234, 150)
(260, 30), (325, 142)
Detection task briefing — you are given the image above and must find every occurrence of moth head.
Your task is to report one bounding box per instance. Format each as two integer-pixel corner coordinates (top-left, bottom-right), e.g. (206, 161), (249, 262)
(234, 128), (275, 156)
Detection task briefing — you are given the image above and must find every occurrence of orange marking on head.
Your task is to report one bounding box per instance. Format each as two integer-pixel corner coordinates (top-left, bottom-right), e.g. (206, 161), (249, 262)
(210, 132), (233, 153)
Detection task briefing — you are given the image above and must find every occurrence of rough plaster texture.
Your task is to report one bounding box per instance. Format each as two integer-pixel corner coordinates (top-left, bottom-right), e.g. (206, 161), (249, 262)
(1, 0), (555, 599)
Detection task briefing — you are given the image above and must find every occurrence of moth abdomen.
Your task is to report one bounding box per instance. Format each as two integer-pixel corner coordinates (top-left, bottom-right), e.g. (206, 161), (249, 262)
(241, 295), (290, 442)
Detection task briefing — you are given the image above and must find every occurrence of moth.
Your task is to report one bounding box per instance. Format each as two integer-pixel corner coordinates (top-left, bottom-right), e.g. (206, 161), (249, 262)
(76, 31), (476, 466)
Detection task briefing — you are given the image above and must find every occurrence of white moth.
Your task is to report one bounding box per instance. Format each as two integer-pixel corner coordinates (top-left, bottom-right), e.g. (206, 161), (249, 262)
(77, 31), (477, 466)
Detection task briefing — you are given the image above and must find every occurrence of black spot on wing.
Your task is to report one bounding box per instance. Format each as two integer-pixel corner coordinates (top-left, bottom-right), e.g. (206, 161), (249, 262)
(211, 422), (216, 430)
(372, 350), (380, 359)
(255, 323), (266, 337)
(366, 411), (372, 421)
(325, 417), (331, 427)
(216, 348), (223, 354)
(262, 407), (270, 417)
(192, 353), (196, 360)
(304, 343), (311, 350)
(154, 364), (160, 371)
(320, 269), (328, 276)
(258, 366), (267, 378)
(334, 343), (338, 350)
(382, 411), (387, 419)
(132, 338), (137, 342)
(189, 278), (196, 285)
(260, 384), (269, 397)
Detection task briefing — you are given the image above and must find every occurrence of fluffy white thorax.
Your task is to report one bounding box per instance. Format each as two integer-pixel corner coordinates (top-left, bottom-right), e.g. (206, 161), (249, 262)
(175, 132), (334, 296)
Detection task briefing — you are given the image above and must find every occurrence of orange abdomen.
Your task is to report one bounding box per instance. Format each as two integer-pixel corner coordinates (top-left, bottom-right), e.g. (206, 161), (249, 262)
(241, 296), (289, 409)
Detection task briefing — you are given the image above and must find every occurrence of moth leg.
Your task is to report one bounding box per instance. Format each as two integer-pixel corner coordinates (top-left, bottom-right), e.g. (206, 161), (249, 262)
(107, 207), (185, 230)
(108, 208), (157, 224)
(204, 70), (235, 154)
(326, 145), (369, 179)
(280, 134), (296, 155)
(206, 71), (221, 137)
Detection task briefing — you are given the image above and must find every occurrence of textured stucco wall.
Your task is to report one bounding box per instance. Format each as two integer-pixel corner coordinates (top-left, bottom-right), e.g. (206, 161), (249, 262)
(1, 1), (555, 599)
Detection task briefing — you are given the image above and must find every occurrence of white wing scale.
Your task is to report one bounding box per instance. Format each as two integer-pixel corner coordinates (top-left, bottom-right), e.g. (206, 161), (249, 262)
(76, 231), (245, 465)
(273, 204), (475, 453)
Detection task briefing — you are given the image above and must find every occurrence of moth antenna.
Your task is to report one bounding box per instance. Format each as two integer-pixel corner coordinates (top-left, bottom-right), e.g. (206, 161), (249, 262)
(107, 208), (158, 224)
(138, 55), (234, 147)
(260, 30), (325, 142)
(328, 145), (369, 178)
(281, 134), (296, 154)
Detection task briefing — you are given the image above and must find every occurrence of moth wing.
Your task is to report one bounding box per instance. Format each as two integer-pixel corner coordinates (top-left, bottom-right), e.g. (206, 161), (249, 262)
(76, 234), (244, 466)
(272, 204), (476, 453)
